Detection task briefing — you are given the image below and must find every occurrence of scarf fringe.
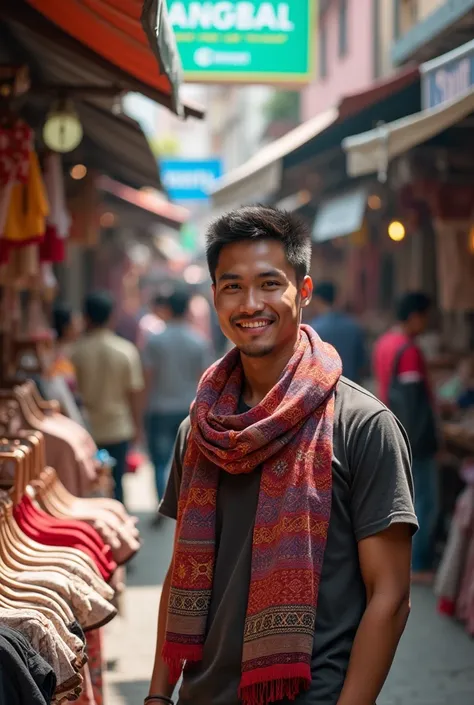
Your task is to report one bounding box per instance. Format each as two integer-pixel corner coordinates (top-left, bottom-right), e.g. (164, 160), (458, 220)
(239, 664), (311, 705)
(161, 642), (202, 683)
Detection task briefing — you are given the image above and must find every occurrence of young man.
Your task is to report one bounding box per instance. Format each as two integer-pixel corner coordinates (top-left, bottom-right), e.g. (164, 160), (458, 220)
(147, 207), (417, 705)
(142, 284), (212, 519)
(310, 282), (368, 385)
(72, 291), (144, 504)
(373, 292), (438, 582)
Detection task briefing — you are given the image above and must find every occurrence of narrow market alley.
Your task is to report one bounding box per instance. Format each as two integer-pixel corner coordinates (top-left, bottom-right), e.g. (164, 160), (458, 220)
(104, 466), (474, 705)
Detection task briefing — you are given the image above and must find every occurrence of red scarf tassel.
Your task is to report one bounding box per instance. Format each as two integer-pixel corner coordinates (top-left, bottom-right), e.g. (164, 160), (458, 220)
(162, 642), (203, 683)
(238, 663), (311, 705)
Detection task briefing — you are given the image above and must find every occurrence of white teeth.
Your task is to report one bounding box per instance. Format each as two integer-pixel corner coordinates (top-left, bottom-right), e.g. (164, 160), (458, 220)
(239, 321), (270, 329)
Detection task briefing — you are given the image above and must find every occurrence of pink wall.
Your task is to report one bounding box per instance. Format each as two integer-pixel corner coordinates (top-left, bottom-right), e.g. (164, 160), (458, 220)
(302, 0), (374, 121)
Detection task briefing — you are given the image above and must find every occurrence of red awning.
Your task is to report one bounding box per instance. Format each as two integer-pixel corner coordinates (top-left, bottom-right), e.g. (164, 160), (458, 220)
(22, 0), (201, 117)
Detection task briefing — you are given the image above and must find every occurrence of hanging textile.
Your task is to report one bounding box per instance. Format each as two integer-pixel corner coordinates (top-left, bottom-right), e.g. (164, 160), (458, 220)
(40, 153), (71, 263)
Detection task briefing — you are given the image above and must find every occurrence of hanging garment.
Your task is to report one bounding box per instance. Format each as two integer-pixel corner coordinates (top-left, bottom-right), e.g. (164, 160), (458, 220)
(0, 626), (56, 705)
(3, 150), (49, 246)
(43, 152), (71, 238)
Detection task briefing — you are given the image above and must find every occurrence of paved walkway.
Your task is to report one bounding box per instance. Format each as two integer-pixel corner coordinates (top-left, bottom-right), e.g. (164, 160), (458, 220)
(104, 466), (474, 705)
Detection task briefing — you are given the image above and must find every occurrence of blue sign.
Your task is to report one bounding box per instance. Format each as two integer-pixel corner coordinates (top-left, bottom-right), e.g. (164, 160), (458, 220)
(422, 39), (474, 110)
(160, 159), (223, 201)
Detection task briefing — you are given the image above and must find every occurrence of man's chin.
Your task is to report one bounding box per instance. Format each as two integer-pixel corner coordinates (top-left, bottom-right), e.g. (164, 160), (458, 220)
(237, 344), (275, 358)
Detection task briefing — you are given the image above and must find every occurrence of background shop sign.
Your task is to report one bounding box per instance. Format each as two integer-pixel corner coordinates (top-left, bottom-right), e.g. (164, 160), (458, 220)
(421, 39), (474, 109)
(167, 0), (314, 84)
(160, 158), (223, 201)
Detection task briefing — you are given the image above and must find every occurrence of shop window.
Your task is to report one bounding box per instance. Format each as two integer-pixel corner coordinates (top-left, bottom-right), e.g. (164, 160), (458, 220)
(320, 24), (328, 79)
(339, 0), (348, 58)
(394, 0), (418, 40)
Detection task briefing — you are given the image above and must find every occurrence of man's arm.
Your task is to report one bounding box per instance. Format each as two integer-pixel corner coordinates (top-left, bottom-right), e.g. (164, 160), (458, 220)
(148, 562), (177, 700)
(336, 523), (412, 705)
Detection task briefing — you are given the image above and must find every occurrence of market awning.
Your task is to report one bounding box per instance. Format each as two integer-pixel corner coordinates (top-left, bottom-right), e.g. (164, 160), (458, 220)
(211, 66), (419, 212)
(76, 104), (162, 190)
(212, 109), (338, 212)
(98, 175), (189, 230)
(342, 87), (474, 178)
(312, 186), (368, 242)
(7, 0), (203, 118)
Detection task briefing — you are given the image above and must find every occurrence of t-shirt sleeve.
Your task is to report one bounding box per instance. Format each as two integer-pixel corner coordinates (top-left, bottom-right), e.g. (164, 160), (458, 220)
(159, 419), (189, 519)
(349, 410), (418, 542)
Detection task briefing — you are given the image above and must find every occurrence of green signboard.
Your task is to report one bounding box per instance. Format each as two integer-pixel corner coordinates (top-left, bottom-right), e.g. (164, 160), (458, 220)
(167, 1), (315, 84)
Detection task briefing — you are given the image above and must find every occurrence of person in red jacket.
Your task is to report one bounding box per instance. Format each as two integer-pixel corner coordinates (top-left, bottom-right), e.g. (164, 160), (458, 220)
(374, 292), (438, 583)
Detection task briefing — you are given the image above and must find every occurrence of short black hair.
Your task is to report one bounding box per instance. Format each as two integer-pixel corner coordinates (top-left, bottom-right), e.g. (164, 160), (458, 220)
(84, 291), (114, 326)
(52, 302), (72, 340)
(165, 283), (191, 318)
(206, 205), (312, 284)
(314, 282), (336, 305)
(397, 292), (431, 322)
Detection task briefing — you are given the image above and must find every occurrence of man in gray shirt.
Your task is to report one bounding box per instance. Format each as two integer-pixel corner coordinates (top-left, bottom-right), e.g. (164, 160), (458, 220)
(147, 207), (417, 705)
(142, 284), (212, 520)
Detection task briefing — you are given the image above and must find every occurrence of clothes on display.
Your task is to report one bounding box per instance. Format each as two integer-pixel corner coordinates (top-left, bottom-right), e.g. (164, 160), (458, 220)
(435, 458), (474, 636)
(0, 118), (70, 280)
(0, 391), (142, 703)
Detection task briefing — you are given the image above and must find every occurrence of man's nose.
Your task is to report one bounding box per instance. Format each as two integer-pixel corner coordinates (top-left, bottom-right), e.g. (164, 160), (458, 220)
(239, 287), (264, 315)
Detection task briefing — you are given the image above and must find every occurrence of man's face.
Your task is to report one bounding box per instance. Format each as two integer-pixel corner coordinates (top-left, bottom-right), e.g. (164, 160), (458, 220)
(213, 239), (312, 358)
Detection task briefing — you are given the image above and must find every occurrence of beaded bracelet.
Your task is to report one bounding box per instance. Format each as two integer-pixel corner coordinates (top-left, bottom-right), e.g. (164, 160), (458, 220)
(144, 696), (173, 705)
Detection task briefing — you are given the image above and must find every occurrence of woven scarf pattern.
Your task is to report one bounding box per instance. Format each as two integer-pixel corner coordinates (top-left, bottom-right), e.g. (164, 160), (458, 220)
(163, 325), (342, 705)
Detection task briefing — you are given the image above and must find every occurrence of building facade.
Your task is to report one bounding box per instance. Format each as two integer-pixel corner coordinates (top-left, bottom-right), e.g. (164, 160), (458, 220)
(301, 0), (375, 121)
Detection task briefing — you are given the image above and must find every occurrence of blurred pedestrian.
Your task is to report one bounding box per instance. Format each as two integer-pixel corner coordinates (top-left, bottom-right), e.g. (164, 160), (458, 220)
(310, 281), (368, 384)
(137, 293), (167, 350)
(373, 292), (439, 583)
(72, 291), (144, 504)
(50, 302), (81, 393)
(147, 206), (417, 705)
(142, 283), (212, 523)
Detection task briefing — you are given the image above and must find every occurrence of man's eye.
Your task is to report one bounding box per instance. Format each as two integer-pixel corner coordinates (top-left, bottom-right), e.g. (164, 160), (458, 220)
(263, 281), (280, 288)
(223, 283), (240, 291)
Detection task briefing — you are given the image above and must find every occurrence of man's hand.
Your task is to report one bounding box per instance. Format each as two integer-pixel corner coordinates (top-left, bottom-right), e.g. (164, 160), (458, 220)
(337, 523), (412, 705)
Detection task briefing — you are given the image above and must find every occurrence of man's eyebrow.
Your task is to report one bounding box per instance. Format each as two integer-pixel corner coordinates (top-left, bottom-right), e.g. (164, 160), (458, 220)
(217, 272), (242, 282)
(257, 270), (285, 279)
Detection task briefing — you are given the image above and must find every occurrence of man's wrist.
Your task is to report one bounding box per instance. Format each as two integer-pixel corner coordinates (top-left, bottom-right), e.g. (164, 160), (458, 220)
(144, 696), (173, 705)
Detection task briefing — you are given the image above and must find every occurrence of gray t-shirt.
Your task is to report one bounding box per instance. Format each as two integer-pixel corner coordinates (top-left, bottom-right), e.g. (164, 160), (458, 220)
(160, 377), (418, 705)
(142, 322), (212, 414)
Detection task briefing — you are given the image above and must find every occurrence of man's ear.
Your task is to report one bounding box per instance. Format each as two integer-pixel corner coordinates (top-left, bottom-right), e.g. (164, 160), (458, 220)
(300, 275), (313, 308)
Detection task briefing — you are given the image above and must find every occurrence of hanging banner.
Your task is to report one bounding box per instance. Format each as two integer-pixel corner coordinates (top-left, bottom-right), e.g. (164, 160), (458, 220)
(167, 0), (314, 84)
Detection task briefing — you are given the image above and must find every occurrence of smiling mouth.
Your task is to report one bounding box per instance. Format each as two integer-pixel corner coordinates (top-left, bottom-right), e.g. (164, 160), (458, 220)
(235, 319), (274, 330)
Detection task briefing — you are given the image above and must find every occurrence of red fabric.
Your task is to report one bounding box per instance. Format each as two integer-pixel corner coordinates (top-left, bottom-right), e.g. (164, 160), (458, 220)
(14, 496), (116, 580)
(373, 330), (427, 404)
(39, 225), (66, 262)
(163, 326), (342, 705)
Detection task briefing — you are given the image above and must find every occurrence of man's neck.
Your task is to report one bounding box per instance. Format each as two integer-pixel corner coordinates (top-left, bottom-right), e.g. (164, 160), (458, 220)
(240, 334), (299, 407)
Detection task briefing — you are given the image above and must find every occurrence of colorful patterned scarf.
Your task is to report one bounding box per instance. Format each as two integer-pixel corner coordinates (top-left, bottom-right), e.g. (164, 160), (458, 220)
(163, 325), (341, 705)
